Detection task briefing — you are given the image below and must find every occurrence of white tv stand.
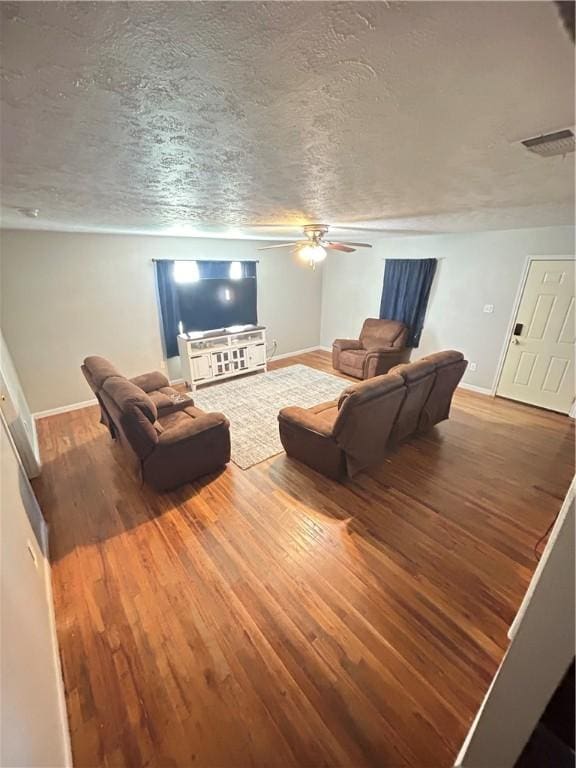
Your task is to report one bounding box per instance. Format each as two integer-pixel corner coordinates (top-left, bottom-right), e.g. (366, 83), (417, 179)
(177, 325), (267, 391)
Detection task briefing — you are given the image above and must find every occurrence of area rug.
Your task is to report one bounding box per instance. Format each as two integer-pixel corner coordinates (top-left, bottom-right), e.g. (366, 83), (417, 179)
(191, 364), (346, 469)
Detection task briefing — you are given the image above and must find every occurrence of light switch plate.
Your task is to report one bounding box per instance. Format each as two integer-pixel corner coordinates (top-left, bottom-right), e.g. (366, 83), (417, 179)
(483, 304), (494, 313)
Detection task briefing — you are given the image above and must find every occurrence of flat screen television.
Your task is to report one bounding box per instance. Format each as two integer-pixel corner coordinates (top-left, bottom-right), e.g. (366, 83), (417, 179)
(176, 277), (257, 332)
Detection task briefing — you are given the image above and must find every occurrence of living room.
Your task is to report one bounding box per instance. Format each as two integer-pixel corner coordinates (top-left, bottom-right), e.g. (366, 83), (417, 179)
(1, 3), (575, 768)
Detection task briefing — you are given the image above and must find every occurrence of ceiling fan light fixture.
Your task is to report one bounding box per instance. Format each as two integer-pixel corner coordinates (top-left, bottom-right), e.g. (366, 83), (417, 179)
(299, 243), (327, 266)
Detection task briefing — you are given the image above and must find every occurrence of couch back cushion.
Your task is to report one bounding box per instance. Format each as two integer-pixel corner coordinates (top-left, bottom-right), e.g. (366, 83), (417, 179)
(333, 373), (406, 475)
(388, 359), (436, 442)
(360, 318), (408, 350)
(418, 351), (468, 430)
(82, 356), (123, 391)
(102, 377), (159, 458)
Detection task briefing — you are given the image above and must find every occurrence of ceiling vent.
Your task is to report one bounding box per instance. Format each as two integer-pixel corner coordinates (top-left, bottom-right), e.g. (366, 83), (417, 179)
(521, 129), (575, 158)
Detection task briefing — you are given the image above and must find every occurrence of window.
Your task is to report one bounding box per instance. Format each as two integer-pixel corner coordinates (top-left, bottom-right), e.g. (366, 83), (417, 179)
(173, 260), (199, 284)
(229, 261), (242, 280)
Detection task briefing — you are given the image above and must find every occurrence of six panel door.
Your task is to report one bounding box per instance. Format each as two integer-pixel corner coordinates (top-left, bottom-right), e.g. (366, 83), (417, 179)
(497, 259), (575, 414)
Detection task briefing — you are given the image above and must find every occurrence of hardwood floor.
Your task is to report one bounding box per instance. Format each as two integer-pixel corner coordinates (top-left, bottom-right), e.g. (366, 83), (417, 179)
(33, 351), (574, 768)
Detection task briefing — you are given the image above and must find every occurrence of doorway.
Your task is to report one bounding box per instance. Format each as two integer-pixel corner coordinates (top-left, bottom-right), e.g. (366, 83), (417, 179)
(497, 259), (575, 414)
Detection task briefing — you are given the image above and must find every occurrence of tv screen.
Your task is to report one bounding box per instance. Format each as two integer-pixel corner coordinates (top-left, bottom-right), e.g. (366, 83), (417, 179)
(176, 277), (257, 332)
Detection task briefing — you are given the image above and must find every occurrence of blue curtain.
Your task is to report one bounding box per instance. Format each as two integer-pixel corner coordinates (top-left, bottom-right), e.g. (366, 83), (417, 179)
(197, 261), (257, 279)
(155, 260), (180, 358)
(379, 259), (437, 347)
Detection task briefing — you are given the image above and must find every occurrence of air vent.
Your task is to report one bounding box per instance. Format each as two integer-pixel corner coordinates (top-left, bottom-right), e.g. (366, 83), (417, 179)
(521, 129), (575, 158)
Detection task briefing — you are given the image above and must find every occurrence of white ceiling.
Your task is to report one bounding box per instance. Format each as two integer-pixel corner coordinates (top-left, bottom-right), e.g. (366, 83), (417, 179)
(0, 1), (574, 239)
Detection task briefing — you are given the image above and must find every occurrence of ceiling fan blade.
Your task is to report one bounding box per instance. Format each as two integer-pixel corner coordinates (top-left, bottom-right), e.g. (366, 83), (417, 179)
(328, 241), (373, 248)
(324, 242), (356, 253)
(256, 241), (300, 250)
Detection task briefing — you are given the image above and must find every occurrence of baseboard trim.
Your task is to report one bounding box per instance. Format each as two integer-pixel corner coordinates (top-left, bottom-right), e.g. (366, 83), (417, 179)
(270, 346), (323, 361)
(458, 382), (493, 396)
(33, 398), (98, 420)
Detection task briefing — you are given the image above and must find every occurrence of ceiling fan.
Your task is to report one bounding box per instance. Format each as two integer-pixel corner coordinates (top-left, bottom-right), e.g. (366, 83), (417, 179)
(257, 224), (372, 267)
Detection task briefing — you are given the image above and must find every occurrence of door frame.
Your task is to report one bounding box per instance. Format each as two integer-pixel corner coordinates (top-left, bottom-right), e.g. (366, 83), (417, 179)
(491, 255), (575, 403)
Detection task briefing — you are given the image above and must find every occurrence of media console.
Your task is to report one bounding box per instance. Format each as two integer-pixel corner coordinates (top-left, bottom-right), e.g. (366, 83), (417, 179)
(177, 325), (267, 391)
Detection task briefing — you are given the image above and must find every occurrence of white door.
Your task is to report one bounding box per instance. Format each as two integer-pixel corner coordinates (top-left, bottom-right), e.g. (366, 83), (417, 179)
(497, 259), (575, 414)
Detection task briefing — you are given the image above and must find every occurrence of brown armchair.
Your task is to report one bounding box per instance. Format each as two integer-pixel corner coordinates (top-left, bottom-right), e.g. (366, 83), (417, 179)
(332, 318), (411, 379)
(82, 356), (230, 491)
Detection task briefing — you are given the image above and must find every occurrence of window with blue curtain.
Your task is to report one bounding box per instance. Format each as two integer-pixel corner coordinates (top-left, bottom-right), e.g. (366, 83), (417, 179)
(155, 260), (258, 357)
(379, 259), (437, 347)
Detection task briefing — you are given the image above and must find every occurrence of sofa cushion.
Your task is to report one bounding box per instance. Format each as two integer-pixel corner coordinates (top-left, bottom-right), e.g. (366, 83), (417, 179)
(83, 356), (123, 389)
(389, 359), (436, 383)
(337, 372), (405, 410)
(389, 360), (436, 443)
(333, 373), (406, 476)
(420, 350), (464, 369)
(157, 405), (205, 432)
(103, 377), (158, 423)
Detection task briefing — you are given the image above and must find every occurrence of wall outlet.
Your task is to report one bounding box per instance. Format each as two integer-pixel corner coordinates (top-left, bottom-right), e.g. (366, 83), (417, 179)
(159, 360), (167, 370)
(469, 362), (477, 372)
(483, 304), (494, 314)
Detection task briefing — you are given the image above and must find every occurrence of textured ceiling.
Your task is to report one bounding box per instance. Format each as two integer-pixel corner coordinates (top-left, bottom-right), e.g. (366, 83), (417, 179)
(0, 1), (574, 238)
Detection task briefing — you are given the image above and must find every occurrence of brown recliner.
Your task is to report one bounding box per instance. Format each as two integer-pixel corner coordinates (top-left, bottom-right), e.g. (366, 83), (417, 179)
(332, 318), (411, 379)
(278, 373), (406, 480)
(81, 356), (230, 491)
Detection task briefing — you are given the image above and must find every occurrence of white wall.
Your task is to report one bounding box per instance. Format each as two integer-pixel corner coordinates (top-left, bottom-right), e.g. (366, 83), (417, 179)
(456, 478), (575, 767)
(0, 413), (71, 767)
(1, 225), (573, 411)
(0, 231), (323, 412)
(320, 226), (575, 390)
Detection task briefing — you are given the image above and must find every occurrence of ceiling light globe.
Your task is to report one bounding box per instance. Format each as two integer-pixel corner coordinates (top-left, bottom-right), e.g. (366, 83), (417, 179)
(299, 244), (327, 264)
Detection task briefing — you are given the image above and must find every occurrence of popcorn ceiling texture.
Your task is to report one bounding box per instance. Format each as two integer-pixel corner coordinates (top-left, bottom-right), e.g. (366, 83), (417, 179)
(0, 1), (574, 236)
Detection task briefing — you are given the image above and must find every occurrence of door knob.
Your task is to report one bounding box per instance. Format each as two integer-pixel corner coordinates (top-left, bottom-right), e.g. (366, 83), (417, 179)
(511, 338), (519, 345)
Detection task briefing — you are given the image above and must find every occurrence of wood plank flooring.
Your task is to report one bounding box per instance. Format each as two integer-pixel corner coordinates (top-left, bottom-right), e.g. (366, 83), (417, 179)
(33, 351), (574, 768)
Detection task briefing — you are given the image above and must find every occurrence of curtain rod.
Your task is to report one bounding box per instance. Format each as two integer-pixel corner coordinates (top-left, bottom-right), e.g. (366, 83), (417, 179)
(151, 258), (260, 263)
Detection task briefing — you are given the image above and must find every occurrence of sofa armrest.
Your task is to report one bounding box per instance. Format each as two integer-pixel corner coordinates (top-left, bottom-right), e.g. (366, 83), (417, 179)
(158, 412), (229, 446)
(332, 339), (363, 352)
(130, 370), (170, 392)
(278, 406), (333, 438)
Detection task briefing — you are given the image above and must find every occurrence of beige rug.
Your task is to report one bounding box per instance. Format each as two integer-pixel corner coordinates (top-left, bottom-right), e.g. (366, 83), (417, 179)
(191, 364), (346, 469)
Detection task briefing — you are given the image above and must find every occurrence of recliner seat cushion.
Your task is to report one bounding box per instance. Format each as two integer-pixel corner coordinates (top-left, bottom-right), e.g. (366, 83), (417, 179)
(338, 349), (367, 371)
